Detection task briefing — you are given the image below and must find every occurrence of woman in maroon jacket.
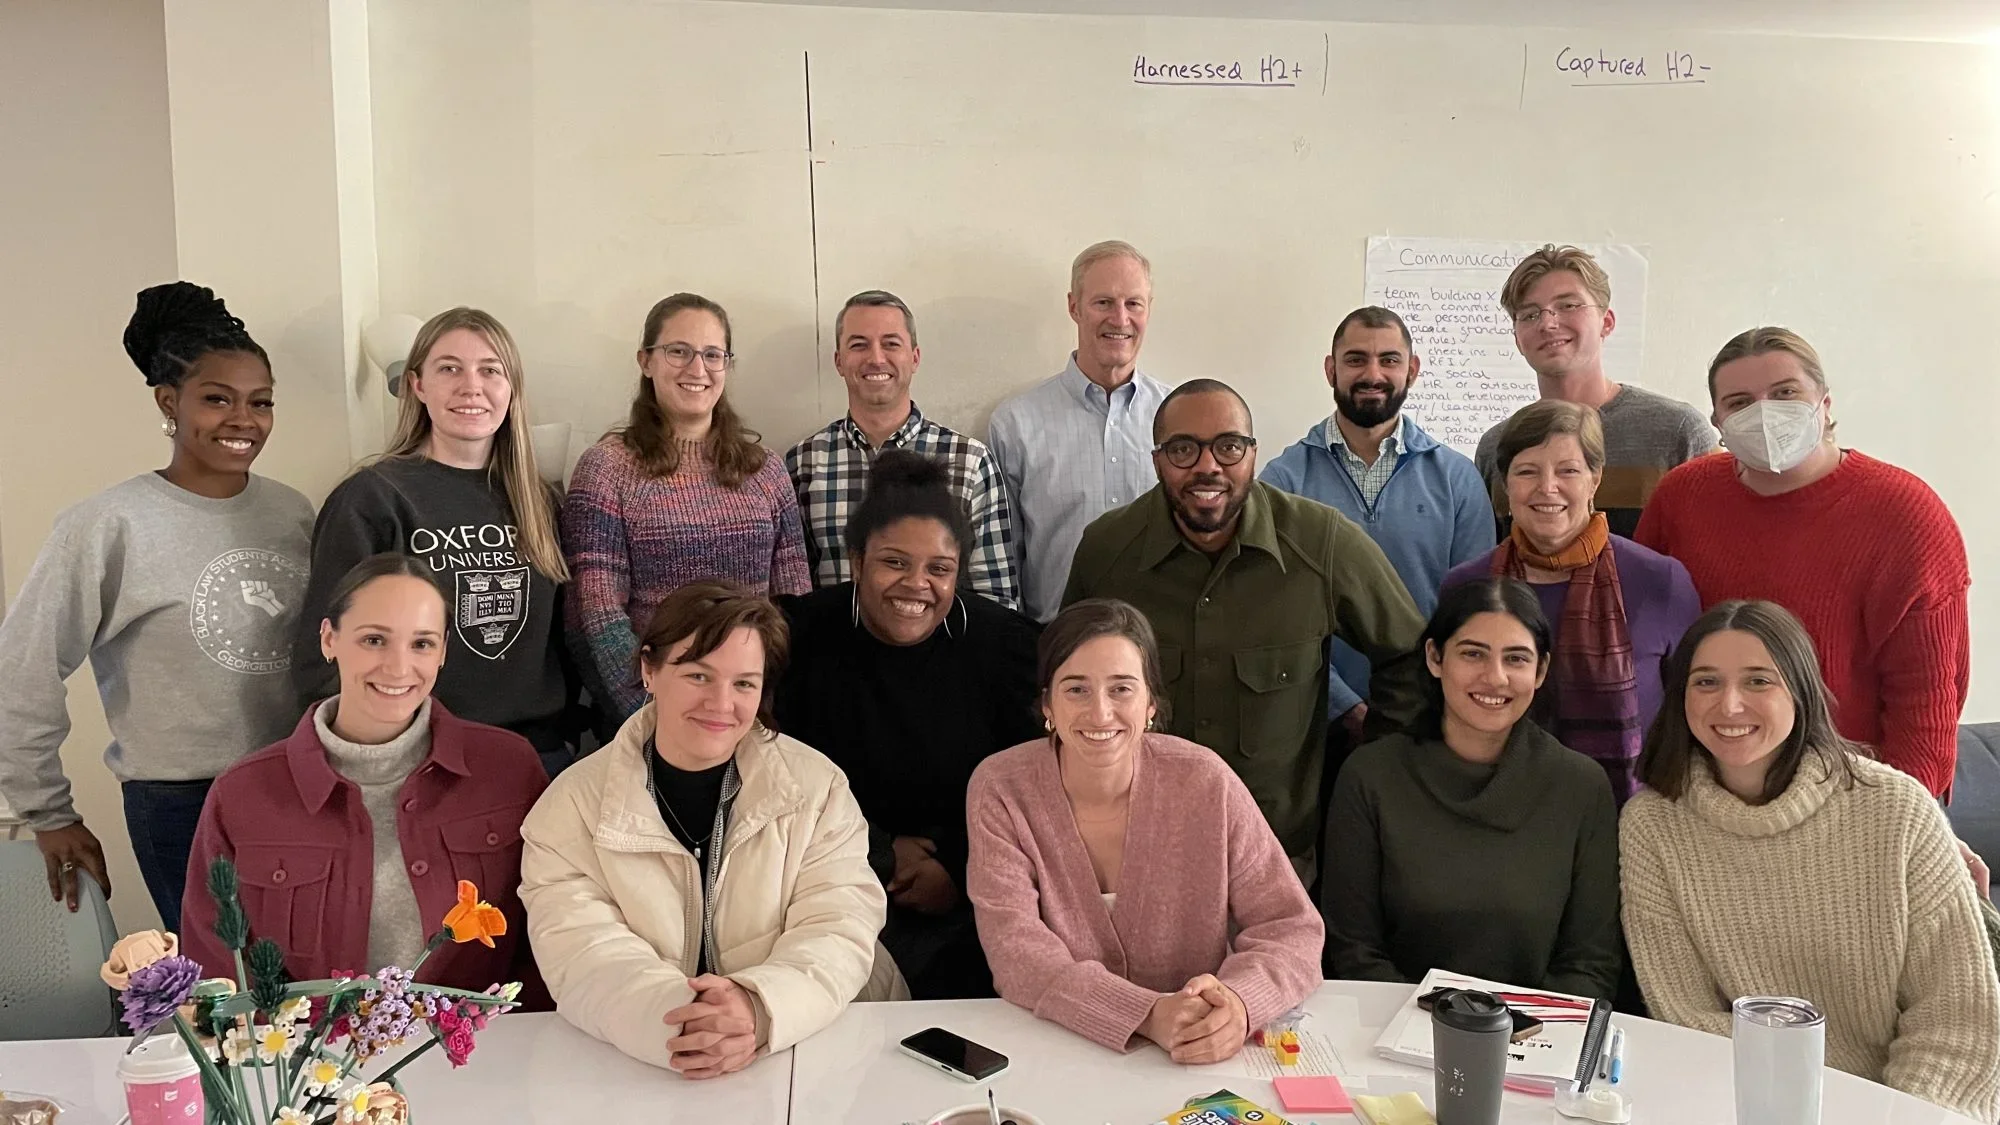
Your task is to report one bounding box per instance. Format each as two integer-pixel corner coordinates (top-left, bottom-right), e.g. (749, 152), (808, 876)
(181, 554), (547, 993)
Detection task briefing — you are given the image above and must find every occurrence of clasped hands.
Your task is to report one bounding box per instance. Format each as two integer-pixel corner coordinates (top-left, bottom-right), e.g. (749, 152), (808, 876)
(663, 974), (759, 1079)
(1138, 973), (1250, 1064)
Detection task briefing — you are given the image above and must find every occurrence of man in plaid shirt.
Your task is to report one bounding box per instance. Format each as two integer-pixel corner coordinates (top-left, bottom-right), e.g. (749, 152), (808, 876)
(785, 290), (1021, 609)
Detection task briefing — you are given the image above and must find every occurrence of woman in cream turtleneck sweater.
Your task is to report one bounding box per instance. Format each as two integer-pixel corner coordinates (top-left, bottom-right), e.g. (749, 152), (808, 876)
(1622, 600), (2000, 1122)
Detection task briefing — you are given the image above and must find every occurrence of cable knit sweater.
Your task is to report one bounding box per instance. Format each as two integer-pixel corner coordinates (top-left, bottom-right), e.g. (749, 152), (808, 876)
(561, 435), (810, 720)
(1634, 451), (1969, 796)
(965, 734), (1324, 1052)
(1621, 754), (2000, 1121)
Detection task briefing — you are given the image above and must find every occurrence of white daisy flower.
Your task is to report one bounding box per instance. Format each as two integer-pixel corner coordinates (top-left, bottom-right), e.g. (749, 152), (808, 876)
(220, 1026), (255, 1064)
(303, 1057), (344, 1096)
(335, 1086), (373, 1125)
(277, 996), (312, 1025)
(273, 1107), (311, 1125)
(256, 1023), (302, 1062)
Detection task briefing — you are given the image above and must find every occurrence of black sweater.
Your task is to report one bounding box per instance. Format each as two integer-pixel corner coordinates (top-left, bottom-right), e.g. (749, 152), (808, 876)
(294, 457), (577, 753)
(774, 585), (1042, 886)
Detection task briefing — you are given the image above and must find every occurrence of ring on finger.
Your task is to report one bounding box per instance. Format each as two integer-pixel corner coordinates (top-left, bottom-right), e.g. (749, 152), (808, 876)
(61, 861), (76, 872)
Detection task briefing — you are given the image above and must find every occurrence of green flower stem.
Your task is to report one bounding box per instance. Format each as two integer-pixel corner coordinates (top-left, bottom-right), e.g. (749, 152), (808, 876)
(369, 1033), (440, 1088)
(227, 951), (273, 1125)
(210, 978), (507, 1022)
(404, 932), (450, 979)
(227, 1048), (257, 1125)
(166, 1016), (240, 1125)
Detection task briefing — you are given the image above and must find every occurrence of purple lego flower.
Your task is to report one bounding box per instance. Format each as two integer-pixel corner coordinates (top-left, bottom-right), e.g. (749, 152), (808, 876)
(121, 955), (202, 1032)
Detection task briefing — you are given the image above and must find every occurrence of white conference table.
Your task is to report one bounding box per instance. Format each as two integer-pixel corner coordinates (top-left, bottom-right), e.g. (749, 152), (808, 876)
(0, 1012), (789, 1125)
(791, 981), (1984, 1125)
(1, 985), (1980, 1124)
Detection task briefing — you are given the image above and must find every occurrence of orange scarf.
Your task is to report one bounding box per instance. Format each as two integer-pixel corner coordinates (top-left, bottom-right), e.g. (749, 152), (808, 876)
(1506, 510), (1610, 572)
(1488, 511), (1642, 804)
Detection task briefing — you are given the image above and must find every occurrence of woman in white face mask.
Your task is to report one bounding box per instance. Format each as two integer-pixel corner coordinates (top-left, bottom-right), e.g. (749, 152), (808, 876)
(1634, 327), (1970, 801)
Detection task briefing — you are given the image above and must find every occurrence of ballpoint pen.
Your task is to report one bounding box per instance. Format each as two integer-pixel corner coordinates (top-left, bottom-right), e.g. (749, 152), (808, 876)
(1608, 1027), (1626, 1086)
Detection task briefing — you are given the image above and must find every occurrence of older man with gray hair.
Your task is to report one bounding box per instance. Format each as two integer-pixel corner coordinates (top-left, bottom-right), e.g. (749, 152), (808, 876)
(988, 241), (1171, 621)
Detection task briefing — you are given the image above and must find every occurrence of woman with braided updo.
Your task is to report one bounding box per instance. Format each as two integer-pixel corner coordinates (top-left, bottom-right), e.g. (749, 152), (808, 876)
(0, 282), (314, 931)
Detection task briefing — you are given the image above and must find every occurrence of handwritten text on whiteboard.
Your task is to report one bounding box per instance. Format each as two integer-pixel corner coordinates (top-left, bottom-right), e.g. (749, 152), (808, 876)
(1132, 55), (1305, 88)
(1554, 46), (1713, 86)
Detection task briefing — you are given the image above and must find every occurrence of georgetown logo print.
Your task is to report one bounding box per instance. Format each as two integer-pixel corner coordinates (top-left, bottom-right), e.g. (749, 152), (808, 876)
(190, 548), (309, 674)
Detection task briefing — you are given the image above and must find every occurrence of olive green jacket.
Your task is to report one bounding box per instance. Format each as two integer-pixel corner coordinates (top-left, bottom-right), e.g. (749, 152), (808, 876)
(1063, 481), (1427, 866)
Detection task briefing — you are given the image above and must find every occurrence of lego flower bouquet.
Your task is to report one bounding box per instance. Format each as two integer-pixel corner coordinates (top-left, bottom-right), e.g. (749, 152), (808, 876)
(106, 859), (519, 1125)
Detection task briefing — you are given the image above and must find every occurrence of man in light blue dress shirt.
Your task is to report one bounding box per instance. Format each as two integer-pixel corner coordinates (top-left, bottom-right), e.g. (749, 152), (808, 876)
(988, 241), (1171, 621)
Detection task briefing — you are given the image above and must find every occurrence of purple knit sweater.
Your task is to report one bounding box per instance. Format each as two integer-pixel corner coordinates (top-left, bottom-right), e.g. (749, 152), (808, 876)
(561, 435), (810, 717)
(966, 734), (1325, 1051)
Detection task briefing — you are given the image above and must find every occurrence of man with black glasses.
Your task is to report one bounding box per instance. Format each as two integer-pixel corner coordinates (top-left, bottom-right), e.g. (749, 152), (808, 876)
(1061, 378), (1427, 883)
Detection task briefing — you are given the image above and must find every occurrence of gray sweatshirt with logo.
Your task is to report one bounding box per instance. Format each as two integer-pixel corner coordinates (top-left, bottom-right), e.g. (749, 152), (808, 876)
(0, 473), (313, 830)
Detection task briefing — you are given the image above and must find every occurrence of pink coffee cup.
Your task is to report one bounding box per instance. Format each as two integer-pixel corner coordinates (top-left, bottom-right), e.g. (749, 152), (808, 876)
(117, 1035), (204, 1125)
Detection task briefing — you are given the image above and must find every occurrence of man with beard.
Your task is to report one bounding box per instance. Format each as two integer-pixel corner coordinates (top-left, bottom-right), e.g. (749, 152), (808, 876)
(1262, 306), (1492, 771)
(1062, 379), (1427, 883)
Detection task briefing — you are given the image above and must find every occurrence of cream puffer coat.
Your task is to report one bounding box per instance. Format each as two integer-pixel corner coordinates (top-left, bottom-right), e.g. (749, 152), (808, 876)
(520, 704), (903, 1069)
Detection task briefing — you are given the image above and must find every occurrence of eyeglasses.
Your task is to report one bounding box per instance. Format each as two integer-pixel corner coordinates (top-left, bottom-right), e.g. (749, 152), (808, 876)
(645, 343), (735, 372)
(1511, 299), (1599, 327)
(1155, 433), (1256, 469)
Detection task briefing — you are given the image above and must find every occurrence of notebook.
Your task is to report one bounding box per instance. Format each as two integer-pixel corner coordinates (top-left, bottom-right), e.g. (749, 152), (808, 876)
(1372, 968), (1614, 1094)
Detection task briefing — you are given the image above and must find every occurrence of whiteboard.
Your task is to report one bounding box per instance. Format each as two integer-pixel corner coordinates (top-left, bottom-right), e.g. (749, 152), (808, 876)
(368, 1), (2000, 718)
(1363, 237), (1650, 457)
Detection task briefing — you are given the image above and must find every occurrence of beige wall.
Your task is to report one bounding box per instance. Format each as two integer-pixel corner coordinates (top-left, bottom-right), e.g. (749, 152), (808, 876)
(0, 0), (181, 931)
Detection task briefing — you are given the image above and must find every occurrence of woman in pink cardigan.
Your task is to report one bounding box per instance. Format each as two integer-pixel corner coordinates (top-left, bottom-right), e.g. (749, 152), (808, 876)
(965, 599), (1323, 1063)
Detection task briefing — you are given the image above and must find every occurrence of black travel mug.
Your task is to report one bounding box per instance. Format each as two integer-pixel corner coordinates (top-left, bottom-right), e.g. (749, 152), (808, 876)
(1431, 989), (1511, 1125)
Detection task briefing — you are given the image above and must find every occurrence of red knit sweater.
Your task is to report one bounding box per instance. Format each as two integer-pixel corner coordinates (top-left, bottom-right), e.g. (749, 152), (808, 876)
(1635, 451), (1969, 796)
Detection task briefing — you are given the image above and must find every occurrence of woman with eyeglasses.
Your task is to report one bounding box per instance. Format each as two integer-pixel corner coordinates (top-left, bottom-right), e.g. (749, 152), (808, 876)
(563, 294), (810, 732)
(1443, 399), (1699, 808)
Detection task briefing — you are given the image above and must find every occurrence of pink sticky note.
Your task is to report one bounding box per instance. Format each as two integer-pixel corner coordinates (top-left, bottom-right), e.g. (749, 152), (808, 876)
(1273, 1075), (1353, 1114)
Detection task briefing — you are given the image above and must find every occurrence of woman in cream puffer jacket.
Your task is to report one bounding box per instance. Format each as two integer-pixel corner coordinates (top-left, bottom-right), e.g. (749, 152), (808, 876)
(520, 591), (904, 1073)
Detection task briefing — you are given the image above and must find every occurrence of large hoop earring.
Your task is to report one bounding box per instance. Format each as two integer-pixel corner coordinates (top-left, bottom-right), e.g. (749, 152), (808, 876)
(850, 585), (861, 628)
(942, 596), (968, 640)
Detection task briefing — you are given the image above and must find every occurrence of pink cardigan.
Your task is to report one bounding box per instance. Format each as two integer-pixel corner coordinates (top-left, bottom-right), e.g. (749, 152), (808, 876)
(965, 734), (1324, 1051)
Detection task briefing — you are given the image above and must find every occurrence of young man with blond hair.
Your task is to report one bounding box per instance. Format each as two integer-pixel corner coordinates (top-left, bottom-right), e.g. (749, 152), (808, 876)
(1475, 244), (1716, 537)
(988, 240), (1170, 621)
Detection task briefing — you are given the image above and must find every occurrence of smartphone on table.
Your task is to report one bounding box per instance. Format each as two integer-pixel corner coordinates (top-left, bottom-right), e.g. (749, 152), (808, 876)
(1415, 988), (1546, 1043)
(898, 1026), (1010, 1082)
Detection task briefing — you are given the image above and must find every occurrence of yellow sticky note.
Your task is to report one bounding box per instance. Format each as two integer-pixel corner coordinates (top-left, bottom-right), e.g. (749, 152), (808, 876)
(1351, 1092), (1437, 1125)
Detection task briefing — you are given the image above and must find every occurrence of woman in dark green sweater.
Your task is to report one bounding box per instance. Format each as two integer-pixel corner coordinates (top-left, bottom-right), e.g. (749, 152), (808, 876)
(1321, 576), (1622, 999)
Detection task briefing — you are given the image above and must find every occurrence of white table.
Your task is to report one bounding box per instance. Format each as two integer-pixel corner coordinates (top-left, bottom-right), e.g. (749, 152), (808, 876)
(0, 1012), (791, 1125)
(3, 990), (1980, 1124)
(789, 982), (1984, 1124)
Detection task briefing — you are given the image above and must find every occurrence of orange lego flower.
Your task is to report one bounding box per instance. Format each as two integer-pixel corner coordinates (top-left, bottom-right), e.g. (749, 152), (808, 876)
(441, 880), (507, 947)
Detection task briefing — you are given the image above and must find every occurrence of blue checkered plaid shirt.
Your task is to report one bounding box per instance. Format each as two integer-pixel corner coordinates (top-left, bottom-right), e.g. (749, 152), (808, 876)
(784, 403), (1021, 609)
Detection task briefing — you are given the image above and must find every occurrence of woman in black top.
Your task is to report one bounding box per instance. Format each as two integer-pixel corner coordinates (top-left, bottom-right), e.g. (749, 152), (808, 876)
(776, 451), (1041, 998)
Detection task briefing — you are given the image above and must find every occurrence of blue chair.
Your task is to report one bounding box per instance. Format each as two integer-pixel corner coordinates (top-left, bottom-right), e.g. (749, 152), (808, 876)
(0, 835), (120, 1040)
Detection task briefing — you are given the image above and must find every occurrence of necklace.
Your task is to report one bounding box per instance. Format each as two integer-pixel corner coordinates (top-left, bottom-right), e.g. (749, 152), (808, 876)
(646, 739), (718, 862)
(659, 799), (714, 862)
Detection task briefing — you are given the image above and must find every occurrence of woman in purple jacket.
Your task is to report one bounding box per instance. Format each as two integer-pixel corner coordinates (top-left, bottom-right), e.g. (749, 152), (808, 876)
(1443, 400), (1699, 806)
(182, 554), (547, 992)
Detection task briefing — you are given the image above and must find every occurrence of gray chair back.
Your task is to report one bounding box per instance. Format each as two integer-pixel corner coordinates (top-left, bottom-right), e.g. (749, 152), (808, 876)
(0, 839), (120, 1040)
